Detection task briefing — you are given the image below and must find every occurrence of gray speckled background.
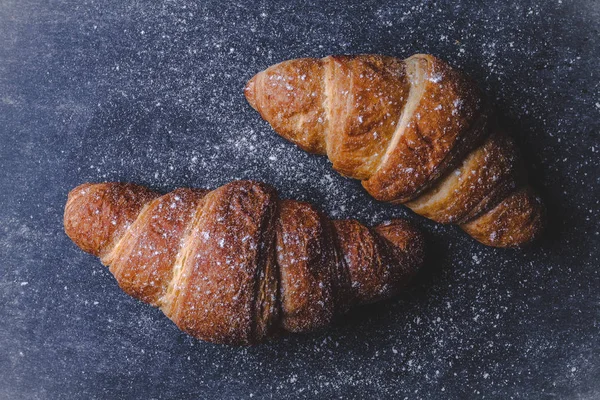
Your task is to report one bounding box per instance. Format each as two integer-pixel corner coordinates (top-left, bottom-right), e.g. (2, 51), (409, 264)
(1, 0), (599, 399)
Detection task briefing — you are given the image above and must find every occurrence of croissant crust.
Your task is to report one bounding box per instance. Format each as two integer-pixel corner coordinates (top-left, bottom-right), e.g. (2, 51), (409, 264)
(245, 54), (544, 247)
(65, 181), (424, 345)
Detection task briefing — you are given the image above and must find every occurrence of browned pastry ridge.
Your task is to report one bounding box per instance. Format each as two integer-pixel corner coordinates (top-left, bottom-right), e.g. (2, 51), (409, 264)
(245, 54), (544, 247)
(64, 180), (424, 345)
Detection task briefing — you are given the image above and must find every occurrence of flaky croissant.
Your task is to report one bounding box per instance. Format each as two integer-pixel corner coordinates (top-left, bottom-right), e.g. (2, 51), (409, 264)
(245, 54), (544, 247)
(64, 180), (424, 345)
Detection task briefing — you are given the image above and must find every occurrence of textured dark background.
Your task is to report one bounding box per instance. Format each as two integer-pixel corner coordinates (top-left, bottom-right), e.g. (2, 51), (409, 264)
(1, 0), (599, 399)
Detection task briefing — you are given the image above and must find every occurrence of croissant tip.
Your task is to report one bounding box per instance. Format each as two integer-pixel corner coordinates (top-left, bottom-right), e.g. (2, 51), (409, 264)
(461, 188), (545, 248)
(244, 75), (258, 109)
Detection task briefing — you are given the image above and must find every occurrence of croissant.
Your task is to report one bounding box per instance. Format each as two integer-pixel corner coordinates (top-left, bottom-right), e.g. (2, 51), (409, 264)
(245, 54), (544, 247)
(64, 180), (424, 345)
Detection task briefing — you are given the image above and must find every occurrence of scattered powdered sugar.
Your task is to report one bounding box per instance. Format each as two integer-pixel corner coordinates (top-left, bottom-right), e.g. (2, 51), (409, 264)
(1, 0), (598, 398)
(428, 73), (443, 83)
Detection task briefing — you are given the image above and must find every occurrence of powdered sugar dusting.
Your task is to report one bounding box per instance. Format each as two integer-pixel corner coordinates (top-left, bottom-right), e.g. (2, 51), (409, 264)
(1, 0), (599, 398)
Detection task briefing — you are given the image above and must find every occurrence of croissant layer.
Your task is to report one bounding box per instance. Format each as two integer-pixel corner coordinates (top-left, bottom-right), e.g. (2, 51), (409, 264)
(65, 181), (424, 345)
(245, 54), (544, 247)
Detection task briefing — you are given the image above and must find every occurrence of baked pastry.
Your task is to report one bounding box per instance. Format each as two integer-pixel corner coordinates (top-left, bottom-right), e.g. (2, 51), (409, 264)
(64, 180), (424, 345)
(245, 54), (544, 247)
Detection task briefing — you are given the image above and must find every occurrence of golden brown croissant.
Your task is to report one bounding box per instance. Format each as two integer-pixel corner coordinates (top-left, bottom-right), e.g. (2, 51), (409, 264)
(64, 180), (424, 345)
(245, 54), (544, 247)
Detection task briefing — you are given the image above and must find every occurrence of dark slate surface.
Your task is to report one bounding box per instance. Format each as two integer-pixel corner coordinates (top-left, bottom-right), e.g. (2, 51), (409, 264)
(1, 0), (599, 399)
